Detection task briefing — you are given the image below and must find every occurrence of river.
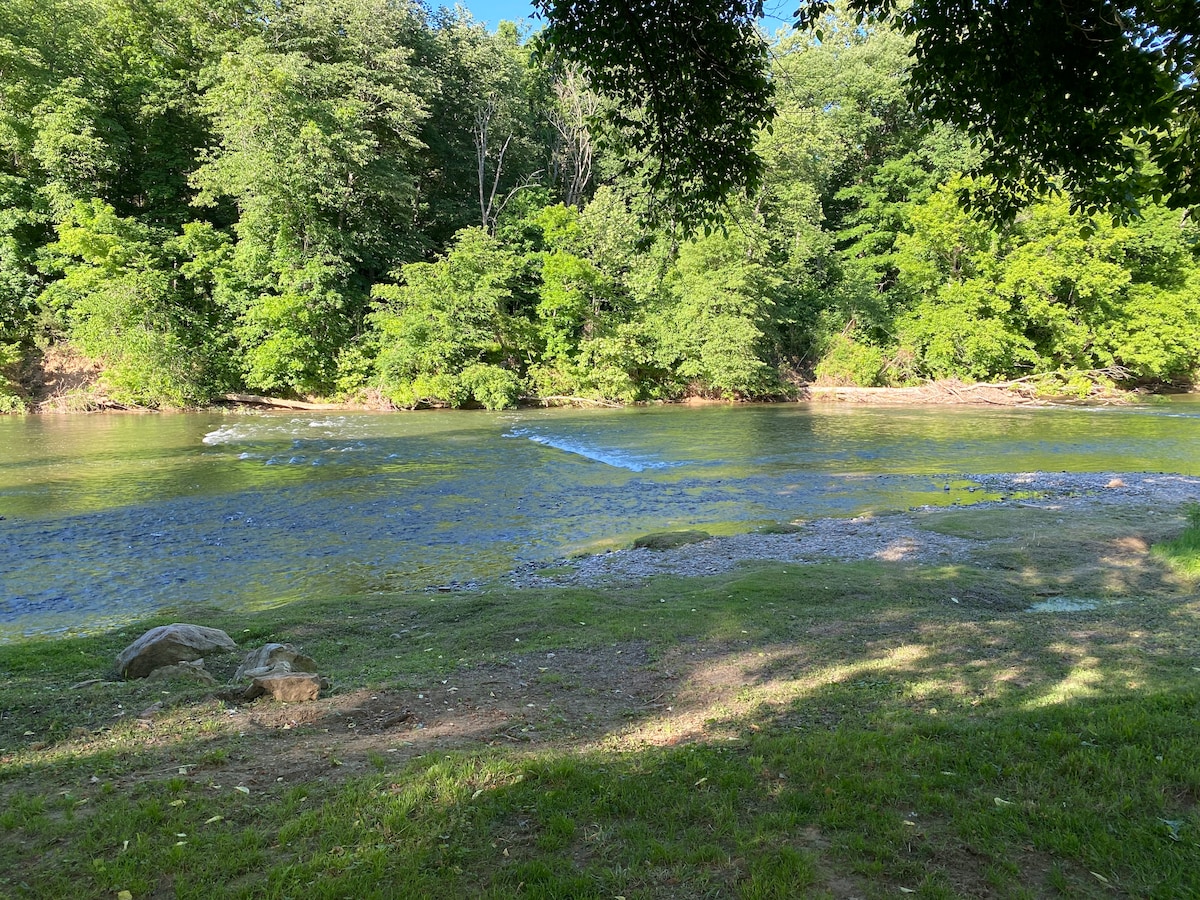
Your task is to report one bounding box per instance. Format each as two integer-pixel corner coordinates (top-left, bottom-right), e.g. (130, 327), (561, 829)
(2, 399), (1198, 640)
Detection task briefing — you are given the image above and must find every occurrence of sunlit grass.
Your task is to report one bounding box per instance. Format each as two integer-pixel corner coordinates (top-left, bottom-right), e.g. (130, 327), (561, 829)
(2, 504), (1200, 898)
(1152, 502), (1200, 576)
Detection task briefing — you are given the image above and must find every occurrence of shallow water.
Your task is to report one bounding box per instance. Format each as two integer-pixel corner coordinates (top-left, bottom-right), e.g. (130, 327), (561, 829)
(2, 399), (1198, 640)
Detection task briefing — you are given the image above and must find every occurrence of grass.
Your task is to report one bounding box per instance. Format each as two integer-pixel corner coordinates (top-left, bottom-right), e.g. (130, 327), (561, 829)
(2, 503), (1199, 898)
(1152, 502), (1200, 576)
(632, 530), (713, 551)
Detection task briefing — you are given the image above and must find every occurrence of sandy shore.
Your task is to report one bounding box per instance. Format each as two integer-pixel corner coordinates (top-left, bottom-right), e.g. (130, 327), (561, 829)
(507, 470), (1200, 587)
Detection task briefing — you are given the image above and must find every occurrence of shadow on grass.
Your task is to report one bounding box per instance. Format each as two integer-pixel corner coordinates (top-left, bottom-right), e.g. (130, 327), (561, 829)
(2, 524), (1198, 899)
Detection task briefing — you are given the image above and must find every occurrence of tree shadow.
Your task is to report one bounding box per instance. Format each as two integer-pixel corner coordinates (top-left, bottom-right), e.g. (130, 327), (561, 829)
(2, 527), (1198, 898)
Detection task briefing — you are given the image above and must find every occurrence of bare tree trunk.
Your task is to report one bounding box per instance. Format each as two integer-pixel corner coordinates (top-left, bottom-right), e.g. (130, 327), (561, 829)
(474, 96), (499, 229)
(474, 93), (541, 234)
(549, 64), (598, 208)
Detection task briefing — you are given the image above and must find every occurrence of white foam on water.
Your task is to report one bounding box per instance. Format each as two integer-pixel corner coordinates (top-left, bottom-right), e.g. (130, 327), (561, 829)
(204, 416), (363, 448)
(202, 424), (251, 445)
(506, 428), (679, 472)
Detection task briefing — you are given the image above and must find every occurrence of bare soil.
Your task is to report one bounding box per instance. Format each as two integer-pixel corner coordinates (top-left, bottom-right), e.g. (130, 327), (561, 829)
(20, 344), (108, 412)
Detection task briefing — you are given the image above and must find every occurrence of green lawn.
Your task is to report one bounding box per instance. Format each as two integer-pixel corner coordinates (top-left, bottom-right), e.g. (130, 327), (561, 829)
(2, 503), (1198, 898)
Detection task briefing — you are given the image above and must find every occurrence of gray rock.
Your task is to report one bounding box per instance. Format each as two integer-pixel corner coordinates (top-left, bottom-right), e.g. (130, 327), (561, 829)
(234, 643), (318, 681)
(117, 624), (238, 679)
(145, 659), (218, 685)
(244, 672), (323, 702)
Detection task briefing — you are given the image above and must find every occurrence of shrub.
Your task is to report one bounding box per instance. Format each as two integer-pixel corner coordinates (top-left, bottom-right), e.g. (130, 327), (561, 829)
(459, 363), (521, 410)
(813, 333), (886, 386)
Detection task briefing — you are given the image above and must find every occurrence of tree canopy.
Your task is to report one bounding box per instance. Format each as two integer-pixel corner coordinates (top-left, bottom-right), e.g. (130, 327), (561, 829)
(0, 2), (1196, 410)
(534, 0), (774, 226)
(536, 0), (1199, 220)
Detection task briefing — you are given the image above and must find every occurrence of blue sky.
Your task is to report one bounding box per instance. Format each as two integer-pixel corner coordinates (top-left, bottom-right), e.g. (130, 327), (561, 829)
(443, 1), (796, 33)
(453, 1), (539, 28)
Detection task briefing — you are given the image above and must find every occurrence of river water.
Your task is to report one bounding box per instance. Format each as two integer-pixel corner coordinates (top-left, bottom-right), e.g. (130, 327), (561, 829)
(2, 399), (1198, 640)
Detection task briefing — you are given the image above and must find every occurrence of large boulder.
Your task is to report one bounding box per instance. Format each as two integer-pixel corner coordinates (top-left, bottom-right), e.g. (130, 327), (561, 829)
(234, 643), (318, 681)
(116, 624), (238, 679)
(244, 672), (323, 703)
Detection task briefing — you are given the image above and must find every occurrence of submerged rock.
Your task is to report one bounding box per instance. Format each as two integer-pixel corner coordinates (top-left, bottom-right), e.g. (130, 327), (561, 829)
(632, 530), (712, 551)
(117, 624), (238, 679)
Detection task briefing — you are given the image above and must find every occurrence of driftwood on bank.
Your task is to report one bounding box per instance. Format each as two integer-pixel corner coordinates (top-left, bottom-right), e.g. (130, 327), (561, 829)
(534, 394), (623, 408)
(221, 393), (348, 411)
(801, 371), (1136, 407)
(801, 382), (1042, 406)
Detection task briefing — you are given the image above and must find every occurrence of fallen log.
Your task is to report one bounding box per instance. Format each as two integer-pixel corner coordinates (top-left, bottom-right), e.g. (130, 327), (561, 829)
(221, 393), (346, 411)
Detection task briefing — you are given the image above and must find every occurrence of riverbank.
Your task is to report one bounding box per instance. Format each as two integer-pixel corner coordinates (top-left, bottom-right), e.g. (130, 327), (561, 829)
(507, 470), (1200, 587)
(34, 383), (1171, 414)
(16, 343), (1192, 412)
(2, 485), (1198, 897)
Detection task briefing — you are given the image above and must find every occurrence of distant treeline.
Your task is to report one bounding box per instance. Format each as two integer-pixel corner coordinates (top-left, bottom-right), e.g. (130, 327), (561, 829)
(1, 0), (1197, 410)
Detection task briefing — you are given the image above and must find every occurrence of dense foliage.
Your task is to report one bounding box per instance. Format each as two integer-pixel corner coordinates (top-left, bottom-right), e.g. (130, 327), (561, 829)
(1, 3), (1197, 410)
(793, 0), (1200, 216)
(542, 0), (1199, 219)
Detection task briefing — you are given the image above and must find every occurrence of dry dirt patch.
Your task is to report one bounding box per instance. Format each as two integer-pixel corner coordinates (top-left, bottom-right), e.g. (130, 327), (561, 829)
(107, 645), (673, 789)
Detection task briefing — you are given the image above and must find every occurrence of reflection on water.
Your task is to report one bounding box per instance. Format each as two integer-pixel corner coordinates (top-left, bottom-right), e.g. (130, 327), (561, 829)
(1, 400), (1198, 640)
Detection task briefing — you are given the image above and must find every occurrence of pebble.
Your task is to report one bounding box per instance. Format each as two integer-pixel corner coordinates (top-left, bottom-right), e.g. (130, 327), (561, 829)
(506, 472), (1200, 588)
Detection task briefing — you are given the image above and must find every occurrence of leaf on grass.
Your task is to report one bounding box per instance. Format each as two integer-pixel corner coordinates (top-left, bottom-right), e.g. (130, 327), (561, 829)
(169, 799), (186, 807)
(235, 785), (250, 795)
(204, 815), (223, 825)
(1091, 871), (1110, 884)
(471, 789), (484, 800)
(117, 892), (133, 900)
(1160, 818), (1183, 841)
(994, 797), (1015, 807)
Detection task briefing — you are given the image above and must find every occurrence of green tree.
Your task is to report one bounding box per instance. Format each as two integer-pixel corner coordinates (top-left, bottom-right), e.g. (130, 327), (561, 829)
(370, 228), (531, 409)
(654, 223), (781, 397)
(193, 0), (429, 395)
(756, 21), (973, 370)
(38, 200), (235, 406)
(535, 0), (773, 229)
(891, 185), (1200, 384)
(540, 0), (1199, 220)
(415, 14), (554, 246)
